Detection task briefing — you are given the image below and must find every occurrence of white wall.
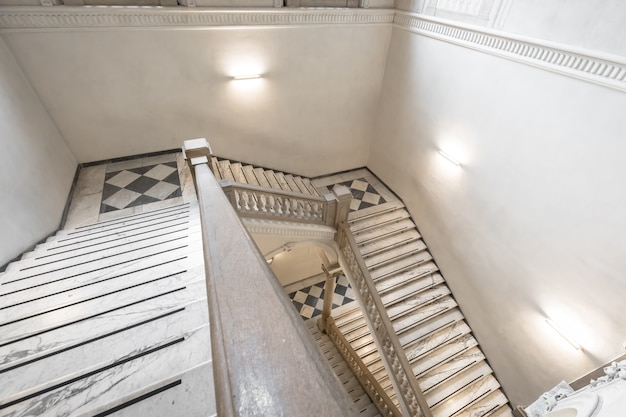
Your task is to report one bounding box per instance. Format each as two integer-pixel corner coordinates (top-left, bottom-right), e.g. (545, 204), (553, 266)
(2, 24), (391, 177)
(0, 38), (76, 267)
(369, 27), (626, 406)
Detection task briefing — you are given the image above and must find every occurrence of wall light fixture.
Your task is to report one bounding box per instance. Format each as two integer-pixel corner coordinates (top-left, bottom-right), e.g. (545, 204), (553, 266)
(546, 318), (583, 351)
(232, 74), (262, 80)
(438, 150), (462, 167)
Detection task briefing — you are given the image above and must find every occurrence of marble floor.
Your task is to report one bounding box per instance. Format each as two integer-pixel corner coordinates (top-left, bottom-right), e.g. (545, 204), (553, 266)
(286, 274), (356, 320)
(65, 152), (196, 229)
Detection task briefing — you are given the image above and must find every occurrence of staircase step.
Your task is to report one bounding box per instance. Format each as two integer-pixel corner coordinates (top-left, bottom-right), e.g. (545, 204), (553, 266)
(404, 320), (471, 362)
(1, 324), (211, 417)
(350, 208), (410, 235)
(241, 165), (259, 186)
(376, 264), (441, 297)
(229, 162), (247, 183)
(369, 251), (434, 282)
(364, 240), (428, 270)
(386, 285), (451, 319)
(107, 362), (216, 417)
(425, 361), (493, 408)
(392, 296), (458, 335)
(359, 229), (422, 258)
(253, 167), (271, 188)
(217, 159), (235, 181)
(263, 170), (282, 190)
(398, 308), (465, 348)
(348, 200), (405, 223)
(419, 347), (486, 393)
(1, 298), (208, 399)
(274, 172), (292, 192)
(295, 176), (317, 196)
(354, 219), (417, 246)
(431, 375), (501, 417)
(210, 157), (221, 180)
(284, 174), (301, 194)
(411, 333), (478, 377)
(475, 401), (514, 417)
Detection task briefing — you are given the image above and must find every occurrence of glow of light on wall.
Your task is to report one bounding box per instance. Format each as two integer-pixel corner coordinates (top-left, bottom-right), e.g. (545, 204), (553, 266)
(545, 317), (583, 351)
(232, 74), (261, 80)
(439, 150), (462, 167)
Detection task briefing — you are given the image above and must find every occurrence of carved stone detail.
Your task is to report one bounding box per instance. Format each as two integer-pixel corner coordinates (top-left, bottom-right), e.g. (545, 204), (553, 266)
(0, 8), (395, 29)
(394, 12), (626, 92)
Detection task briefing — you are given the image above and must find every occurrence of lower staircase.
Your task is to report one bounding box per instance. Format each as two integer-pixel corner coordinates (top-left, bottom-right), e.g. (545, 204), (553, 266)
(0, 202), (215, 417)
(335, 200), (513, 417)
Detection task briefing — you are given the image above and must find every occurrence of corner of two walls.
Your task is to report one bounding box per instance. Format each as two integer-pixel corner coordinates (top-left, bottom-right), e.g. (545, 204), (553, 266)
(366, 6), (626, 407)
(0, 37), (77, 267)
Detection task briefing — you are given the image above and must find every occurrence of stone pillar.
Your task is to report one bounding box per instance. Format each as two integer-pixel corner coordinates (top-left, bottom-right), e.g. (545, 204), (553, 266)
(317, 263), (343, 333)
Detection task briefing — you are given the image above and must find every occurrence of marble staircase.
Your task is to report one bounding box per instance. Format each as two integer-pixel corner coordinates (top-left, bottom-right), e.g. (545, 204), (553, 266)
(0, 202), (215, 417)
(209, 156), (320, 196)
(342, 200), (513, 417)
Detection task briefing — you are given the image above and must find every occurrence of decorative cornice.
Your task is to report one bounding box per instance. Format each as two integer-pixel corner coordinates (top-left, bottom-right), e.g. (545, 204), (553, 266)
(242, 218), (336, 240)
(394, 11), (626, 92)
(0, 7), (395, 30)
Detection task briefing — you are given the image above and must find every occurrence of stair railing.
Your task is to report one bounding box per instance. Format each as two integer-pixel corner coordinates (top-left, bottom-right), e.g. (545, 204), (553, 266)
(335, 223), (434, 417)
(220, 180), (338, 226)
(183, 138), (360, 417)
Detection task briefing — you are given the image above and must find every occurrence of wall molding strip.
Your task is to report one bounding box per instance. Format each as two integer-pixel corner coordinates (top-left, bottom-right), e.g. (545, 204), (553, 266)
(0, 7), (395, 30)
(394, 11), (626, 93)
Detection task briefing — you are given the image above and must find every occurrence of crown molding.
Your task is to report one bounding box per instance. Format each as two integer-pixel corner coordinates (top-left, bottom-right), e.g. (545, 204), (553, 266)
(0, 6), (395, 30)
(394, 11), (626, 93)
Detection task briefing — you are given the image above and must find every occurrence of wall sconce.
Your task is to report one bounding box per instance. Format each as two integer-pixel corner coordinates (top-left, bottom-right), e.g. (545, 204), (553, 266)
(546, 318), (583, 351)
(232, 74), (261, 80)
(439, 150), (462, 167)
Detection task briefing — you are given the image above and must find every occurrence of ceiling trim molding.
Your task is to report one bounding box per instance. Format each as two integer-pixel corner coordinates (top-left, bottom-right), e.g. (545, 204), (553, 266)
(394, 11), (626, 93)
(0, 7), (395, 30)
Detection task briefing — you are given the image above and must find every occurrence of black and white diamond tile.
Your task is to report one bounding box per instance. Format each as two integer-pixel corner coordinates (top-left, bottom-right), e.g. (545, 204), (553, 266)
(287, 275), (355, 320)
(337, 178), (387, 212)
(100, 162), (182, 213)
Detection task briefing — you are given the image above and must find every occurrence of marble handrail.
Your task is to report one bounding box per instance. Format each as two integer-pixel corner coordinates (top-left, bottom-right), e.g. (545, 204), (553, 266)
(337, 224), (433, 417)
(184, 140), (360, 417)
(220, 179), (338, 226)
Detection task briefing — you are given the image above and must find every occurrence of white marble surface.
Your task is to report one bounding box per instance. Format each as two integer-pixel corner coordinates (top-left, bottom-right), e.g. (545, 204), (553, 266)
(73, 165), (106, 198)
(405, 320), (471, 361)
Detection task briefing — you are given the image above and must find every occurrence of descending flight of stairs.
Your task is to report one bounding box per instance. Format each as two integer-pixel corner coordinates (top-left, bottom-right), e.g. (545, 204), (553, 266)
(336, 201), (513, 417)
(0, 202), (215, 417)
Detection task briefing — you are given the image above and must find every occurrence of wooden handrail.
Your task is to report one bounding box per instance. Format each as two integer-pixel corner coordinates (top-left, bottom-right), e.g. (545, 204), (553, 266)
(337, 223), (433, 417)
(184, 139), (360, 417)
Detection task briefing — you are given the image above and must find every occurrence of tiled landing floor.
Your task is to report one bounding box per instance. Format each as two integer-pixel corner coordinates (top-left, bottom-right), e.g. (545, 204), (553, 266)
(65, 152), (196, 229)
(312, 168), (399, 212)
(287, 275), (356, 320)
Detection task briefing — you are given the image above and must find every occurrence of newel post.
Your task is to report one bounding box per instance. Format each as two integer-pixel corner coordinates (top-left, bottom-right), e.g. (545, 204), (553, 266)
(332, 184), (352, 244)
(182, 138), (213, 184)
(317, 263), (343, 333)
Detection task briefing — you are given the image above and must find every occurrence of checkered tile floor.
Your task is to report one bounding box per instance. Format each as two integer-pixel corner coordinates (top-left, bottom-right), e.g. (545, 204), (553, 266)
(337, 178), (387, 212)
(100, 162), (182, 213)
(287, 275), (356, 320)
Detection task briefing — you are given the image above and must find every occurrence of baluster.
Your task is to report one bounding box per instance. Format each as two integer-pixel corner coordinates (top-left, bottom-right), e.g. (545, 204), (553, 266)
(251, 191), (259, 212)
(259, 193), (267, 214)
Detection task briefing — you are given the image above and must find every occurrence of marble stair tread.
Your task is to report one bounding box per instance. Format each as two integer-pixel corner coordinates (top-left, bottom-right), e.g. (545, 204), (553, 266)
(107, 362), (216, 417)
(364, 240), (428, 270)
(55, 204), (193, 240)
(347, 200), (406, 223)
(359, 230), (422, 258)
(333, 305), (364, 327)
(376, 263), (445, 305)
(263, 170), (282, 190)
(0, 277), (206, 367)
(274, 172), (292, 192)
(431, 375), (501, 417)
(476, 401), (514, 417)
(284, 174), (301, 194)
(1, 246), (203, 304)
(2, 261), (205, 327)
(361, 350), (383, 369)
(424, 361), (494, 408)
(354, 340), (379, 359)
(1, 300), (209, 399)
(0, 235), (201, 291)
(336, 315), (368, 336)
(297, 176), (319, 196)
(392, 296), (458, 335)
(418, 347), (486, 393)
(0, 325), (211, 417)
(217, 159), (235, 181)
(229, 162), (247, 183)
(31, 218), (198, 266)
(411, 333), (478, 377)
(349, 209), (411, 235)
(369, 251), (434, 282)
(1, 272), (204, 344)
(354, 219), (418, 246)
(342, 322), (373, 344)
(241, 164), (260, 186)
(210, 157), (221, 179)
(398, 308), (465, 347)
(253, 167), (271, 188)
(386, 285), (452, 320)
(346, 332), (375, 351)
(11, 223), (200, 275)
(404, 320), (472, 362)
